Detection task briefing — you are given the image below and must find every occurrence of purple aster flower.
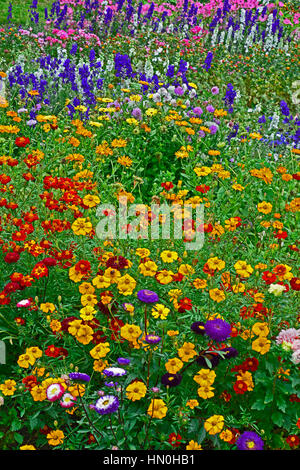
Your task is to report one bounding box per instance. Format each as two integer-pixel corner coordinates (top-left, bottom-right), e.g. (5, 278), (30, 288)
(117, 357), (130, 365)
(220, 346), (238, 359)
(206, 105), (215, 113)
(104, 381), (118, 387)
(191, 321), (206, 335)
(93, 395), (119, 415)
(204, 319), (232, 342)
(145, 334), (161, 344)
(102, 367), (126, 377)
(137, 289), (159, 303)
(69, 372), (91, 382)
(211, 86), (219, 95)
(198, 130), (205, 138)
(161, 373), (182, 387)
(236, 431), (264, 450)
(209, 124), (218, 134)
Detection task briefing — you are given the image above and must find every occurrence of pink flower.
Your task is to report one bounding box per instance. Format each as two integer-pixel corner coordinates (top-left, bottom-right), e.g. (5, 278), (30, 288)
(16, 299), (31, 308)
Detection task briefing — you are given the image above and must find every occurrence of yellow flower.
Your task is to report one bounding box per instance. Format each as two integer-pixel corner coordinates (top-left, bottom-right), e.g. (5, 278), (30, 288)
(93, 359), (109, 372)
(147, 399), (167, 419)
(232, 183), (244, 191)
(220, 429), (234, 442)
(257, 201), (272, 214)
(165, 357), (183, 374)
(156, 270), (174, 285)
(178, 264), (195, 277)
(68, 319), (83, 337)
(83, 194), (100, 208)
(126, 381), (147, 401)
(186, 399), (199, 409)
(252, 337), (271, 355)
(92, 274), (111, 289)
(197, 384), (215, 399)
(151, 303), (170, 320)
(251, 322), (269, 337)
(234, 260), (253, 278)
(27, 346), (43, 360)
(139, 260), (158, 277)
(160, 250), (178, 263)
(207, 257), (225, 271)
(120, 324), (142, 343)
(75, 324), (94, 345)
(204, 415), (224, 435)
(136, 248), (150, 257)
(71, 217), (93, 236)
(193, 278), (207, 289)
(0, 379), (17, 396)
(30, 385), (46, 402)
(90, 342), (110, 359)
(80, 305), (96, 320)
(79, 282), (95, 295)
(237, 371), (254, 391)
(81, 293), (97, 307)
(20, 445), (36, 450)
(186, 440), (202, 450)
(117, 156), (132, 167)
(47, 430), (65, 446)
(40, 302), (55, 313)
(193, 369), (216, 386)
(145, 108), (158, 117)
(69, 266), (84, 283)
(209, 288), (226, 303)
(177, 342), (197, 362)
(194, 166), (211, 177)
(50, 319), (62, 333)
(117, 274), (136, 295)
(17, 352), (36, 369)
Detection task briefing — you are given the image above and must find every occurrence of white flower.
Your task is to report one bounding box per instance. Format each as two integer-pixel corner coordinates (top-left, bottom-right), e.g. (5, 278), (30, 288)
(268, 283), (285, 296)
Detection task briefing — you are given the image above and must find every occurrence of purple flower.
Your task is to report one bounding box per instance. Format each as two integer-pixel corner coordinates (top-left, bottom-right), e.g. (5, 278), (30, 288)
(196, 352), (220, 368)
(117, 357), (131, 365)
(236, 431), (264, 450)
(191, 321), (206, 335)
(206, 105), (215, 113)
(174, 86), (184, 96)
(204, 319), (231, 342)
(145, 334), (161, 344)
(131, 107), (142, 120)
(209, 124), (218, 134)
(69, 372), (91, 382)
(102, 367), (126, 377)
(211, 86), (219, 95)
(137, 289), (159, 303)
(220, 346), (238, 359)
(93, 395), (119, 415)
(193, 107), (203, 115)
(161, 373), (182, 387)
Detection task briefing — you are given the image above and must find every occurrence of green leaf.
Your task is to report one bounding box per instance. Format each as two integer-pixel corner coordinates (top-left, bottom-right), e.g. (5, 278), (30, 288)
(271, 411), (284, 428)
(251, 399), (265, 411)
(264, 389), (274, 404)
(14, 432), (23, 445)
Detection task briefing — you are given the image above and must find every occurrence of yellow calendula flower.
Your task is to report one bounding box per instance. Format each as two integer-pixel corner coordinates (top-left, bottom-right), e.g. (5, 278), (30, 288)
(71, 217), (93, 236)
(30, 385), (47, 402)
(93, 359), (109, 373)
(75, 324), (94, 345)
(252, 337), (271, 355)
(40, 302), (56, 313)
(207, 257), (225, 271)
(139, 260), (158, 277)
(160, 250), (178, 263)
(193, 278), (207, 289)
(17, 351), (36, 369)
(156, 270), (174, 285)
(79, 282), (95, 295)
(209, 288), (226, 303)
(251, 322), (269, 337)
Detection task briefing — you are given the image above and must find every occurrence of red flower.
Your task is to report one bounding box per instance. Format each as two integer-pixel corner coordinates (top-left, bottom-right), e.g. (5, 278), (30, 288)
(161, 181), (174, 191)
(15, 136), (30, 147)
(286, 435), (299, 448)
(22, 375), (38, 391)
(262, 271), (277, 284)
(45, 345), (61, 358)
(196, 184), (210, 193)
(31, 262), (49, 279)
(233, 380), (248, 394)
(168, 432), (182, 448)
(177, 297), (193, 312)
(274, 230), (288, 239)
(290, 277), (300, 291)
(242, 357), (259, 372)
(4, 252), (20, 263)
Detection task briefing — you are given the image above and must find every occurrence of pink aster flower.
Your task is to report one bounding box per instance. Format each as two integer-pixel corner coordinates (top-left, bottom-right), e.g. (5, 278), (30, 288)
(46, 383), (65, 402)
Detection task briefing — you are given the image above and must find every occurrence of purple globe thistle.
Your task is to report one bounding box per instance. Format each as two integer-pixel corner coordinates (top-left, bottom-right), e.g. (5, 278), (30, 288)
(161, 373), (182, 387)
(236, 431), (264, 450)
(204, 319), (232, 342)
(93, 395), (119, 415)
(145, 334), (161, 344)
(191, 321), (206, 335)
(69, 372), (91, 382)
(102, 367), (127, 377)
(137, 289), (159, 303)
